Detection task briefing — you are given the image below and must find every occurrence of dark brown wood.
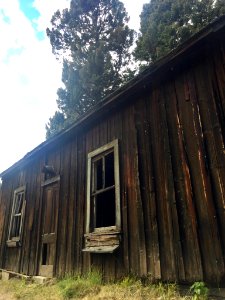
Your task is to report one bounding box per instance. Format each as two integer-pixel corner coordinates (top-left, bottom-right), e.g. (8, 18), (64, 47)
(164, 78), (203, 282)
(41, 175), (60, 187)
(134, 96), (161, 280)
(65, 139), (76, 275)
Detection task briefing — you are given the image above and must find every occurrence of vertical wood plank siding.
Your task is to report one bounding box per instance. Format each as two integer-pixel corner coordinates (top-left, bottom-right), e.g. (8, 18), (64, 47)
(0, 38), (225, 285)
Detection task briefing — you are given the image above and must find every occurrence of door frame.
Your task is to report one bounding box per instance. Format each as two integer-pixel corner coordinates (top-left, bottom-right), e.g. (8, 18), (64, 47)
(37, 175), (60, 277)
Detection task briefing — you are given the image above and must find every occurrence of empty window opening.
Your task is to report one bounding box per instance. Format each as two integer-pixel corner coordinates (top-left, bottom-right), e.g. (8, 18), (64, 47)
(91, 150), (116, 230)
(105, 152), (114, 187)
(95, 158), (103, 190)
(84, 140), (121, 253)
(42, 243), (48, 265)
(11, 216), (21, 238)
(94, 189), (115, 228)
(93, 152), (115, 192)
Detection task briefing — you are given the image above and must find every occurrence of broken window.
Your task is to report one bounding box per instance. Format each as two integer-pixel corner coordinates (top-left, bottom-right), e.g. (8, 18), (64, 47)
(83, 140), (121, 253)
(7, 186), (26, 247)
(91, 151), (115, 228)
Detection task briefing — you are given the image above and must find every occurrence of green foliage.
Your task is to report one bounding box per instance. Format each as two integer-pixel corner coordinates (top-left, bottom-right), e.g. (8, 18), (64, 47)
(190, 281), (209, 300)
(135, 0), (225, 64)
(120, 276), (140, 287)
(0, 276), (200, 299)
(118, 277), (183, 299)
(57, 271), (102, 299)
(46, 0), (135, 138)
(153, 282), (177, 297)
(45, 111), (67, 139)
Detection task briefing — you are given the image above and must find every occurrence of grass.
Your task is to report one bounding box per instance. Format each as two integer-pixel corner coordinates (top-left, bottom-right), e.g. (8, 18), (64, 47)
(0, 272), (203, 300)
(57, 270), (101, 299)
(0, 277), (61, 299)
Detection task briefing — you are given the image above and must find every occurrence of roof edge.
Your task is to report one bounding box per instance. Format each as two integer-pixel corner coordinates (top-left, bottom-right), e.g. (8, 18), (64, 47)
(1, 15), (225, 178)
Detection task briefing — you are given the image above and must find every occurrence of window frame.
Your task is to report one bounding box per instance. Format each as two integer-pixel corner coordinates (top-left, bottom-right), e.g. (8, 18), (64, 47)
(85, 139), (121, 235)
(7, 186), (26, 246)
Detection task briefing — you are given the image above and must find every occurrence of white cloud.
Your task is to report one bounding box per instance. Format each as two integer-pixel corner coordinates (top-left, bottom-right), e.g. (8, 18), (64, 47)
(0, 0), (146, 174)
(122, 0), (147, 31)
(32, 0), (70, 32)
(0, 0), (67, 173)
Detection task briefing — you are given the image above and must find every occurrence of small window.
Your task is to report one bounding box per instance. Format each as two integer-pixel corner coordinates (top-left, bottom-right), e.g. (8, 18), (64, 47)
(7, 186), (26, 246)
(84, 140), (120, 253)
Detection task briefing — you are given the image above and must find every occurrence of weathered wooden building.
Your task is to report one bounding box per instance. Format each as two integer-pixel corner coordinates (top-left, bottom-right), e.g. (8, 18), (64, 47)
(0, 16), (225, 285)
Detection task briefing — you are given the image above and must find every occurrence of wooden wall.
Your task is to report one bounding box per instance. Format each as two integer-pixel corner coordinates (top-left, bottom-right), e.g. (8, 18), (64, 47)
(0, 38), (224, 285)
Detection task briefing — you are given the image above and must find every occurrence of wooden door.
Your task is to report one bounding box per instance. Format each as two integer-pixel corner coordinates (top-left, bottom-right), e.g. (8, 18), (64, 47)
(39, 182), (59, 277)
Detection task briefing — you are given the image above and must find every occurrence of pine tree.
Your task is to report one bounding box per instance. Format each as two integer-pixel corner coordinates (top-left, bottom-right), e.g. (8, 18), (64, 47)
(134, 0), (225, 64)
(45, 111), (66, 139)
(46, 0), (135, 138)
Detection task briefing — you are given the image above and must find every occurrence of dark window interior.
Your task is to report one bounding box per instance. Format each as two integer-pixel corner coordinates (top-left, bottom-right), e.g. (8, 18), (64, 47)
(15, 193), (23, 213)
(91, 150), (116, 229)
(45, 173), (51, 180)
(105, 152), (114, 187)
(95, 158), (103, 190)
(95, 189), (115, 228)
(11, 216), (21, 238)
(42, 243), (48, 265)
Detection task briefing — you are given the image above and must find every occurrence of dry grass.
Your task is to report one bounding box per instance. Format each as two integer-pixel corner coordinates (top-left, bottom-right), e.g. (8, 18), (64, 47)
(0, 274), (195, 300)
(0, 278), (61, 300)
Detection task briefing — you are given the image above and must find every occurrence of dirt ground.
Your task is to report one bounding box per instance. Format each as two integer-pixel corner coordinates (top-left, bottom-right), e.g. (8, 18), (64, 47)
(0, 292), (15, 300)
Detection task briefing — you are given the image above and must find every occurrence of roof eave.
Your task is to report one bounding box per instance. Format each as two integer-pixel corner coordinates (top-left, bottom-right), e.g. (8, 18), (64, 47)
(1, 15), (225, 178)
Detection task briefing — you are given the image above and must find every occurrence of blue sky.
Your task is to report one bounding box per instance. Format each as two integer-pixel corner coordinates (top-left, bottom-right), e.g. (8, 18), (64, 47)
(19, 0), (40, 20)
(19, 0), (45, 40)
(0, 0), (147, 173)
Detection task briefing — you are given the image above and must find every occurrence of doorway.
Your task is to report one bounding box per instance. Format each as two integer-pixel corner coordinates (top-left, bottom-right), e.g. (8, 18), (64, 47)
(39, 180), (59, 277)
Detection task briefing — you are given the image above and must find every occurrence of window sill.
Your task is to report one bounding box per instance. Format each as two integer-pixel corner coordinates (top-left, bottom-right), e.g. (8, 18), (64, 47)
(83, 230), (120, 253)
(93, 226), (118, 233)
(6, 240), (21, 248)
(82, 245), (119, 253)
